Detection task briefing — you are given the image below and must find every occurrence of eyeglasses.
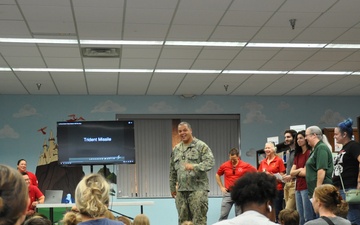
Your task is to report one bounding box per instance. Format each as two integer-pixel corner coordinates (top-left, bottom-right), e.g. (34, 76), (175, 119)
(305, 133), (314, 137)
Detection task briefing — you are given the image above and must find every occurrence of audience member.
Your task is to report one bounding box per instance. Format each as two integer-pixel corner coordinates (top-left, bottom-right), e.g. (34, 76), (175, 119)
(169, 121), (215, 225)
(17, 159), (38, 187)
(333, 118), (360, 225)
(212, 172), (278, 225)
(278, 209), (299, 225)
(304, 184), (351, 225)
(21, 172), (45, 216)
(0, 164), (29, 225)
(62, 211), (82, 225)
(282, 129), (297, 210)
(75, 173), (124, 225)
(290, 130), (315, 225)
(215, 148), (256, 220)
(258, 142), (286, 222)
(305, 126), (334, 199)
(117, 216), (132, 225)
(24, 217), (51, 225)
(133, 214), (150, 225)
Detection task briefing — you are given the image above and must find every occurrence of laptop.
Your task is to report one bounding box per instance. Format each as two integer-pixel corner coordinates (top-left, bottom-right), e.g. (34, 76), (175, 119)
(44, 190), (63, 204)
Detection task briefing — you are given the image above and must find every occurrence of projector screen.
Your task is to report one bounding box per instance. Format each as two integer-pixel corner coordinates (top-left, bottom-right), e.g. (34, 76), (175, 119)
(57, 120), (135, 166)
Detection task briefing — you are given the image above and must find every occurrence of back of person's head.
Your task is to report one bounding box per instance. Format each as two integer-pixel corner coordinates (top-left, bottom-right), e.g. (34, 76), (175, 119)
(337, 118), (353, 138)
(62, 211), (82, 225)
(314, 184), (348, 217)
(133, 214), (150, 225)
(75, 173), (110, 218)
(23, 217), (51, 225)
(231, 172), (277, 209)
(0, 164), (29, 225)
(181, 221), (194, 225)
(278, 209), (299, 225)
(117, 216), (132, 225)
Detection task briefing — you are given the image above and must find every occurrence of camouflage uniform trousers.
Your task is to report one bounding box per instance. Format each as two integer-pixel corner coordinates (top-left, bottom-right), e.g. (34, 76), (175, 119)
(175, 190), (208, 225)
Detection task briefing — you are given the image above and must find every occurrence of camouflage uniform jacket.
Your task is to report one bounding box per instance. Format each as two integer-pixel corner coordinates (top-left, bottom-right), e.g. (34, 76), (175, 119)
(169, 138), (215, 193)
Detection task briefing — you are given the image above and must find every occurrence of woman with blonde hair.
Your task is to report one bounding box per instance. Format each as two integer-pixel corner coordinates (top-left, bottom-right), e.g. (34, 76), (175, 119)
(75, 173), (124, 225)
(304, 184), (350, 225)
(133, 214), (150, 225)
(0, 164), (29, 225)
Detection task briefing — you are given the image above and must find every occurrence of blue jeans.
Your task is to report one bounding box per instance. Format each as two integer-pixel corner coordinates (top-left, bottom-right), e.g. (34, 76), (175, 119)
(295, 189), (315, 225)
(218, 192), (241, 221)
(340, 188), (360, 225)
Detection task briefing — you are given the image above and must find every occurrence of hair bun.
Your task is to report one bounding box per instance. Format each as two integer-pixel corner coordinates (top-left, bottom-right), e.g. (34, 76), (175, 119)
(344, 118), (353, 127)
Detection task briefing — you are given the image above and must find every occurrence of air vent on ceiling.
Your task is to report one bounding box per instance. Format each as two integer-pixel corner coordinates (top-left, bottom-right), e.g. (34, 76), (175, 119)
(81, 47), (120, 58)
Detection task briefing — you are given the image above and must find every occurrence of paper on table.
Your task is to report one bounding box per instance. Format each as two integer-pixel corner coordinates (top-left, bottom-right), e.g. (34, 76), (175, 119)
(274, 173), (285, 183)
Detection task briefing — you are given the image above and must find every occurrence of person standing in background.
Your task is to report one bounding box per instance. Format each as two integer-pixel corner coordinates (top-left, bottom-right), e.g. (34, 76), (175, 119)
(258, 142), (286, 222)
(290, 130), (314, 225)
(17, 159), (38, 187)
(169, 121), (215, 225)
(333, 118), (360, 225)
(215, 148), (257, 221)
(21, 172), (45, 216)
(282, 129), (297, 210)
(305, 126), (334, 199)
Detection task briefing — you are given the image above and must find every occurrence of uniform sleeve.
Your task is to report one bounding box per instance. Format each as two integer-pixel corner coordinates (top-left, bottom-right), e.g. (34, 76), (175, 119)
(35, 186), (44, 199)
(316, 145), (332, 170)
(217, 162), (225, 176)
(279, 159), (286, 173)
(193, 143), (215, 172)
(169, 150), (177, 193)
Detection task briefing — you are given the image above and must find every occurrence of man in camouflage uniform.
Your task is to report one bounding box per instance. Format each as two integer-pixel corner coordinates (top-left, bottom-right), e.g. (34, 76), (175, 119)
(169, 121), (215, 225)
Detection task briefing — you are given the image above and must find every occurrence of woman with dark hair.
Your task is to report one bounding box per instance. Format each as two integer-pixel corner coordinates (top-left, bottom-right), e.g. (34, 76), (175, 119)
(333, 118), (360, 225)
(304, 184), (350, 225)
(212, 172), (278, 225)
(290, 130), (314, 225)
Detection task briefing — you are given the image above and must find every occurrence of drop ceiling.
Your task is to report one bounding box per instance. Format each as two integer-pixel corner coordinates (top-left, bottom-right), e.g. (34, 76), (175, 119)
(0, 0), (360, 96)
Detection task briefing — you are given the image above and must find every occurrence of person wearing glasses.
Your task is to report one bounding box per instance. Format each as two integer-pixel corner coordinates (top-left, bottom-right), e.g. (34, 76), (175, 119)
(21, 172), (45, 216)
(215, 148), (256, 221)
(305, 126), (334, 200)
(258, 142), (286, 222)
(332, 118), (360, 225)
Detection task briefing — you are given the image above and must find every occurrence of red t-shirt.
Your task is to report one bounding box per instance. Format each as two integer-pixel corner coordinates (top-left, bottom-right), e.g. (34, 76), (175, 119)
(27, 171), (38, 187)
(258, 155), (286, 190)
(28, 185), (44, 211)
(217, 159), (257, 190)
(293, 150), (311, 191)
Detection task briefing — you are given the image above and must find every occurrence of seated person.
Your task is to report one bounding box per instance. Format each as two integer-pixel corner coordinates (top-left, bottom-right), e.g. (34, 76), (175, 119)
(278, 209), (299, 225)
(21, 172), (45, 216)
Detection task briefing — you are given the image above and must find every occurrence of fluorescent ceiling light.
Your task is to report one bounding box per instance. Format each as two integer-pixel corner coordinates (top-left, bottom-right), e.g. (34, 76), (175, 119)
(155, 69), (222, 73)
(0, 68), (12, 71)
(288, 71), (352, 75)
(13, 68), (83, 72)
(0, 38), (78, 44)
(85, 69), (153, 73)
(352, 72), (360, 75)
(80, 40), (163, 45)
(325, 44), (360, 49)
(246, 43), (326, 48)
(222, 70), (287, 74)
(165, 41), (246, 47)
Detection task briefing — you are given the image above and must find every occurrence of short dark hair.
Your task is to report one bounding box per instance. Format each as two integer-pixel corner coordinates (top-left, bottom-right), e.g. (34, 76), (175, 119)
(231, 172), (277, 208)
(284, 129), (297, 140)
(229, 148), (239, 156)
(17, 159), (26, 165)
(337, 118), (353, 139)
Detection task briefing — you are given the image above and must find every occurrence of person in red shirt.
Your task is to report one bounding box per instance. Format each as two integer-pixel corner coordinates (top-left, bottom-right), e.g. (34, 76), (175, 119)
(17, 159), (38, 187)
(21, 172), (45, 216)
(215, 148), (257, 221)
(258, 142), (286, 223)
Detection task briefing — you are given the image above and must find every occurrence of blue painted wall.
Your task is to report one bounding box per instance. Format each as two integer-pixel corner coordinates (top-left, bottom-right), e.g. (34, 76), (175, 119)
(1, 95), (359, 225)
